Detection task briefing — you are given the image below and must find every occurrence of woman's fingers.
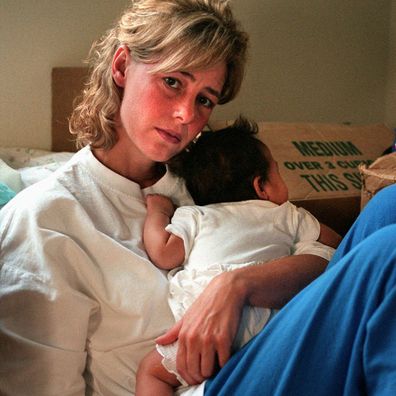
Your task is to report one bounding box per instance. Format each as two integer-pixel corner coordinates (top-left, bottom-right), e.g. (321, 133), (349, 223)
(156, 321), (181, 345)
(200, 341), (217, 378)
(175, 272), (245, 383)
(157, 272), (246, 384)
(177, 331), (204, 384)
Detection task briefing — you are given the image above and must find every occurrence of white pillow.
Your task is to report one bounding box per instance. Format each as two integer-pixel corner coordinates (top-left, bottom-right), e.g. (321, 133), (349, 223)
(0, 159), (23, 192)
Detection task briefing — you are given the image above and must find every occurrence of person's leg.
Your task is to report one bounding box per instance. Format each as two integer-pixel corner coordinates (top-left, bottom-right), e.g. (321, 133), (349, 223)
(205, 224), (396, 396)
(136, 349), (180, 396)
(329, 183), (396, 267)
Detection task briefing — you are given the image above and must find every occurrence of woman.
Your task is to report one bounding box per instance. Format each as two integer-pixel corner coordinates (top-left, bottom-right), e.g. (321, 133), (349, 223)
(0, 1), (328, 395)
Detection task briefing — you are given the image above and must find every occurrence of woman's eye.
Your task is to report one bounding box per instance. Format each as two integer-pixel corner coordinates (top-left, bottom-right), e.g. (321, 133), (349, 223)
(198, 96), (214, 109)
(164, 77), (180, 89)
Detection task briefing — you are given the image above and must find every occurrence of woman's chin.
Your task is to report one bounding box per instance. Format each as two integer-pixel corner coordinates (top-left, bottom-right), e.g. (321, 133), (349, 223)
(149, 148), (183, 164)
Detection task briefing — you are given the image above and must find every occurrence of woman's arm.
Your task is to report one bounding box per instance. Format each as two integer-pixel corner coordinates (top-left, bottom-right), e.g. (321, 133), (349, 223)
(144, 194), (185, 269)
(156, 254), (328, 385)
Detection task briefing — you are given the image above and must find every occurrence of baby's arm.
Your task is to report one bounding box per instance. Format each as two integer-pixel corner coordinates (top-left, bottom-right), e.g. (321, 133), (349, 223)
(143, 194), (185, 270)
(318, 223), (342, 248)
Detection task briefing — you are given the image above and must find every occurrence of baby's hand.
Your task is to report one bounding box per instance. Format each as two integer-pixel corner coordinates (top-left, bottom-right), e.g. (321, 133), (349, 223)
(146, 194), (175, 217)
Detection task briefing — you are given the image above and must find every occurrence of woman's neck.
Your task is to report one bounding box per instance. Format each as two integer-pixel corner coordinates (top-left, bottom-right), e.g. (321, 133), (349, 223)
(92, 147), (166, 188)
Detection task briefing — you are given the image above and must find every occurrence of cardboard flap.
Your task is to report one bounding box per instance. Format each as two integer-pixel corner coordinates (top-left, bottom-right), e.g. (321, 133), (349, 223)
(51, 67), (88, 152)
(209, 121), (394, 202)
(359, 152), (396, 208)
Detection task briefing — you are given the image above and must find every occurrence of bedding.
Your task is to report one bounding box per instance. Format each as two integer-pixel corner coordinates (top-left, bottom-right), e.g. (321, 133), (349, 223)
(0, 147), (73, 208)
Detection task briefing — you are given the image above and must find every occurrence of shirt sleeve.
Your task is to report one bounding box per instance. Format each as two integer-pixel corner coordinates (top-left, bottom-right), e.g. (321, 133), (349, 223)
(165, 206), (200, 259)
(0, 203), (98, 396)
(291, 205), (335, 261)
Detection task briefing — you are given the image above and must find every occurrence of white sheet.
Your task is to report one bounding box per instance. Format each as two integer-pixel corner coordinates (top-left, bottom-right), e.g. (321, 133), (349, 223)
(0, 147), (73, 190)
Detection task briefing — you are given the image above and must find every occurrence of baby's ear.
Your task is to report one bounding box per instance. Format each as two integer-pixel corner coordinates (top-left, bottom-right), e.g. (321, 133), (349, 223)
(112, 45), (129, 87)
(253, 175), (269, 200)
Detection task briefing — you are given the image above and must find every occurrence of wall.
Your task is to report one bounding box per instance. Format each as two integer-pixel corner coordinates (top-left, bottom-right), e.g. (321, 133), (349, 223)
(386, 0), (396, 128)
(0, 0), (392, 150)
(215, 0), (390, 125)
(0, 0), (128, 149)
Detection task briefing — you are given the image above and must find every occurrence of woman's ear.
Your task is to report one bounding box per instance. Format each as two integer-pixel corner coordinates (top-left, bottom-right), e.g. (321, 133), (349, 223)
(253, 175), (269, 200)
(112, 45), (129, 87)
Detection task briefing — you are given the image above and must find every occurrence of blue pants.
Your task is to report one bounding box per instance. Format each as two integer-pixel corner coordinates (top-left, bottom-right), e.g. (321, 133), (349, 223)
(205, 184), (396, 395)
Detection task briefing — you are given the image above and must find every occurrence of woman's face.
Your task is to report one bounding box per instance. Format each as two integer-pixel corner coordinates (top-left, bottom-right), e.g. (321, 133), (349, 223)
(113, 48), (226, 165)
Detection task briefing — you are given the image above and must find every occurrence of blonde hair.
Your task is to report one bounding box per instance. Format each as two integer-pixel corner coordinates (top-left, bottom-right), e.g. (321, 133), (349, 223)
(69, 0), (249, 149)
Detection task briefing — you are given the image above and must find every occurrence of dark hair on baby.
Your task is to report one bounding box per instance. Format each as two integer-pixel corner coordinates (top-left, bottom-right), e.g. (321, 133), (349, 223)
(169, 116), (270, 205)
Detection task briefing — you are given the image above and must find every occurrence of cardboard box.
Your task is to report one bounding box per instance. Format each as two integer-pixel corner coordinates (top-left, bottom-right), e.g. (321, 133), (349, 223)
(52, 67), (88, 152)
(209, 121), (394, 235)
(359, 152), (396, 209)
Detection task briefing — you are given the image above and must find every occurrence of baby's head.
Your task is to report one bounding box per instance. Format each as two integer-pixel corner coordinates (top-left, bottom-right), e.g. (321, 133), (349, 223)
(169, 116), (288, 205)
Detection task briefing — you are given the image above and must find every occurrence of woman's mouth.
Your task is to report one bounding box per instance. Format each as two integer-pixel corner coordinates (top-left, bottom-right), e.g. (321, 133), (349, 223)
(156, 128), (182, 144)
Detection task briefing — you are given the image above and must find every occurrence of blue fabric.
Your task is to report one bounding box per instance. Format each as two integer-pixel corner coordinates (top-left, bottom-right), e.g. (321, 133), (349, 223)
(205, 184), (396, 396)
(0, 182), (16, 209)
(329, 183), (396, 268)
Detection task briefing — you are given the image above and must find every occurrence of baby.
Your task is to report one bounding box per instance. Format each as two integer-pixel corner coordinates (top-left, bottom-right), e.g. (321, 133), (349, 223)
(136, 116), (340, 395)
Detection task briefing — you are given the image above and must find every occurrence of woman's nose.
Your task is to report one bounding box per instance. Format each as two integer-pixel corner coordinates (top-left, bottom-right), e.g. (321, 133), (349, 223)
(173, 96), (195, 124)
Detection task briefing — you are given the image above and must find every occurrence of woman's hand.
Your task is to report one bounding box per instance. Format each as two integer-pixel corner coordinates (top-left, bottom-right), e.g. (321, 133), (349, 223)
(156, 254), (327, 384)
(156, 271), (246, 385)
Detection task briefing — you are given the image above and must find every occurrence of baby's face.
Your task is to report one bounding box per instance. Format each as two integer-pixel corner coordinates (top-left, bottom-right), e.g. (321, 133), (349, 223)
(262, 145), (289, 205)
